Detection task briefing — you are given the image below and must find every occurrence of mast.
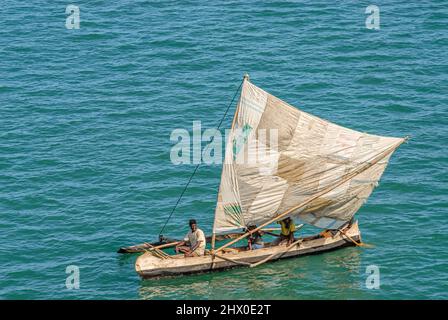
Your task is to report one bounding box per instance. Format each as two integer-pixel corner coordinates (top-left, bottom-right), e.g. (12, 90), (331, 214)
(211, 73), (248, 251)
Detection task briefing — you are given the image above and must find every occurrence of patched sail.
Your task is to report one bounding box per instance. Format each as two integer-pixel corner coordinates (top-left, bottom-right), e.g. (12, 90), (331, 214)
(212, 77), (404, 234)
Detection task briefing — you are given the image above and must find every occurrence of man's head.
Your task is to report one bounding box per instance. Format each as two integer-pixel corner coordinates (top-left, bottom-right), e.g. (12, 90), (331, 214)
(189, 219), (197, 231)
(246, 225), (257, 233)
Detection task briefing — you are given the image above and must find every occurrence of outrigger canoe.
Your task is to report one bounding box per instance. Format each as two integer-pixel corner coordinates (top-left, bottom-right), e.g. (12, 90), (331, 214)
(121, 74), (406, 280)
(135, 221), (360, 279)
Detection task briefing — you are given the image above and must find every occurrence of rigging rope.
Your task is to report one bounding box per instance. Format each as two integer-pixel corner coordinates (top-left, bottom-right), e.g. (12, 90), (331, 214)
(158, 79), (244, 238)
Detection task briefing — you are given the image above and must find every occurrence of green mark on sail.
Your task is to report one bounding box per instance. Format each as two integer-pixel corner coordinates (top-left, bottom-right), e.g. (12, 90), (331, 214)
(232, 123), (252, 160)
(223, 203), (243, 222)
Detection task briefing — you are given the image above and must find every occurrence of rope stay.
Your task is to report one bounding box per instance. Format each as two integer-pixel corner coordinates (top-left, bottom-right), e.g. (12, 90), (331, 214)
(158, 79), (244, 238)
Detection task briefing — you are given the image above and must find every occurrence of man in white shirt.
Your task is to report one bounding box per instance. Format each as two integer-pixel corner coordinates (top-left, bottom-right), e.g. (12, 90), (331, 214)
(175, 219), (206, 257)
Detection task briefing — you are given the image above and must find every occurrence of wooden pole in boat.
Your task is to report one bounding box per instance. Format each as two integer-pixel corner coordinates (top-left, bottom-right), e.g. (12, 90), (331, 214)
(250, 238), (303, 268)
(152, 241), (181, 250)
(211, 74), (248, 252)
(215, 138), (407, 253)
(211, 233), (216, 251)
(214, 253), (252, 266)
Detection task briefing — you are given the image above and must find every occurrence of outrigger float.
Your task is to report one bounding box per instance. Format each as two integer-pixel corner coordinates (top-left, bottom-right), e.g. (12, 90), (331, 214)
(119, 74), (407, 279)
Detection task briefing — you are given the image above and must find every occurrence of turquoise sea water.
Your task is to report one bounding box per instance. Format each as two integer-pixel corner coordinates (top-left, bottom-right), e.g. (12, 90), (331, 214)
(1, 1), (447, 299)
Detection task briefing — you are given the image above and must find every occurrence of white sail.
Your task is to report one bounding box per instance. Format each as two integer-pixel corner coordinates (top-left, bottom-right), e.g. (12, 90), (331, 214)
(213, 78), (404, 234)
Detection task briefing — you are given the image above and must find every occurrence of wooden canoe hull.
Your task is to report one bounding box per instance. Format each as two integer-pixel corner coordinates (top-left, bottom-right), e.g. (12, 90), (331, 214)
(135, 221), (361, 279)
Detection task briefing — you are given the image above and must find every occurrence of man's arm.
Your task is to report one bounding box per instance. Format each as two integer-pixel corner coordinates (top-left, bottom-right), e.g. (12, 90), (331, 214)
(185, 239), (203, 257)
(288, 231), (294, 245)
(175, 240), (187, 253)
(176, 240), (186, 247)
(190, 241), (200, 252)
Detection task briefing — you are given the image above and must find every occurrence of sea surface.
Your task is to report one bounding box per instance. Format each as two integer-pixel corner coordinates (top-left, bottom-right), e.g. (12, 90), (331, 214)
(1, 0), (447, 299)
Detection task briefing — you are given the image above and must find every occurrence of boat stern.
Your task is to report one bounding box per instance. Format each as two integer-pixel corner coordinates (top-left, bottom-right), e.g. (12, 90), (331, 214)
(348, 220), (361, 241)
(340, 220), (362, 244)
(135, 252), (165, 277)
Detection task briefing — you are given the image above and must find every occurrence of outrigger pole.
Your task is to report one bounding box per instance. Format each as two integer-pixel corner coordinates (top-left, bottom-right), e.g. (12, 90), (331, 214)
(214, 137), (408, 254)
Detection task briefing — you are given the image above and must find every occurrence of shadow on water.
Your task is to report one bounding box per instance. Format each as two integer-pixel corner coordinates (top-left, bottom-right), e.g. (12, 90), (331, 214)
(117, 252), (138, 267)
(137, 246), (365, 299)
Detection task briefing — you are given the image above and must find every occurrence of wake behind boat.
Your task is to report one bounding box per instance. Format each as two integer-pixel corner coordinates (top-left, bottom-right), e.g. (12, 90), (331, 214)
(121, 74), (407, 279)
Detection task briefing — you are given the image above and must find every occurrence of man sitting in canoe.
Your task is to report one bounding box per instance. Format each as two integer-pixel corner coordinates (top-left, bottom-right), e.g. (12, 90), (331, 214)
(247, 225), (264, 250)
(272, 217), (296, 246)
(175, 219), (206, 257)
